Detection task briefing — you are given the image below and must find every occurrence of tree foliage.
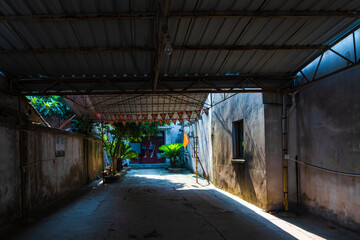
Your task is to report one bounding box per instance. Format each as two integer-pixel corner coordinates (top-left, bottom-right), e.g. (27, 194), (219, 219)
(27, 95), (73, 119)
(71, 116), (95, 134)
(103, 136), (138, 171)
(101, 121), (162, 172)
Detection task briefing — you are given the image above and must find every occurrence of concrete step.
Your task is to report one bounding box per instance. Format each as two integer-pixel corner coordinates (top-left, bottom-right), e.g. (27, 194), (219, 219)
(128, 163), (170, 169)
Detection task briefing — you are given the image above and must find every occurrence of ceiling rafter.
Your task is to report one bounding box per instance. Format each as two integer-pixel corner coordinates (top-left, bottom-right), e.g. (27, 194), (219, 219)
(292, 24), (360, 75)
(201, 79), (222, 91)
(182, 79), (201, 91)
(0, 11), (359, 22)
(153, 0), (172, 91)
(163, 94), (205, 107)
(15, 74), (293, 84)
(170, 11), (360, 18)
(0, 45), (327, 55)
(41, 80), (60, 94)
(104, 79), (124, 92)
(20, 89), (276, 96)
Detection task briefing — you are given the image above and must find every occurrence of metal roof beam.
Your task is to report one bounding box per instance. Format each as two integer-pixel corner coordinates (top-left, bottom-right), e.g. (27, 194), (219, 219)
(15, 75), (293, 84)
(0, 13), (156, 22)
(20, 89), (274, 96)
(0, 47), (153, 55)
(171, 11), (360, 18)
(1, 11), (359, 22)
(0, 45), (326, 55)
(175, 45), (327, 50)
(153, 0), (172, 91)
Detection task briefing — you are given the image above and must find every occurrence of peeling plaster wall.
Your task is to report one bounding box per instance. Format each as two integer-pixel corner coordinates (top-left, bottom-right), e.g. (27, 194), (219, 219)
(0, 121), (103, 226)
(184, 108), (212, 182)
(23, 128), (86, 212)
(185, 93), (283, 210)
(0, 125), (21, 224)
(211, 93), (267, 209)
(86, 137), (105, 181)
(164, 124), (183, 145)
(288, 66), (360, 230)
(263, 94), (284, 210)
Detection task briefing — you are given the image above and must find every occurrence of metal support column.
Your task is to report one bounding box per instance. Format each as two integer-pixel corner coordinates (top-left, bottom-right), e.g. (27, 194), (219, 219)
(282, 94), (289, 211)
(195, 120), (198, 183)
(17, 95), (25, 218)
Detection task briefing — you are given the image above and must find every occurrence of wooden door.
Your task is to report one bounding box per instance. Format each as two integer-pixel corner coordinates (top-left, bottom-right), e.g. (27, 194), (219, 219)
(139, 131), (165, 163)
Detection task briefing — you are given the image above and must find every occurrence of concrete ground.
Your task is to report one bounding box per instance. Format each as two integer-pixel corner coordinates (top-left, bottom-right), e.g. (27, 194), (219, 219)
(2, 169), (359, 240)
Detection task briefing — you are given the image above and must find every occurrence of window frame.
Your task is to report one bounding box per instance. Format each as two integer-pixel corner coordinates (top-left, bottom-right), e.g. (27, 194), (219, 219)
(232, 119), (244, 160)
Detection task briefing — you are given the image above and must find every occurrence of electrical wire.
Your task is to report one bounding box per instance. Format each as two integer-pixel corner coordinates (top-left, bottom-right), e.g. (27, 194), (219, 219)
(286, 156), (360, 178)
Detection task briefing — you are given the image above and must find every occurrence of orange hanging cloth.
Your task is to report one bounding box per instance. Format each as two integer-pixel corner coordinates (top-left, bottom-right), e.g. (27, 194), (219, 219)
(183, 132), (189, 147)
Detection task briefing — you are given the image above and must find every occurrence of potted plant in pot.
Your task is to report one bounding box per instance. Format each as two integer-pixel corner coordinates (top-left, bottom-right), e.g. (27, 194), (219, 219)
(158, 143), (184, 172)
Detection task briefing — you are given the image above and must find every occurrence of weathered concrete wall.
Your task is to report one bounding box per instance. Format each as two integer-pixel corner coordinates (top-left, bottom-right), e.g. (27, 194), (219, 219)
(85, 137), (104, 181)
(164, 124), (183, 145)
(0, 124), (21, 224)
(0, 93), (48, 127)
(23, 127), (86, 212)
(185, 93), (283, 210)
(184, 106), (212, 182)
(0, 121), (103, 225)
(210, 93), (268, 209)
(287, 65), (360, 230)
(263, 94), (284, 210)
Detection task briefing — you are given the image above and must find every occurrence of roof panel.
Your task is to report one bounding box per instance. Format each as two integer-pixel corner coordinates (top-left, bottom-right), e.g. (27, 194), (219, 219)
(0, 0), (359, 114)
(65, 93), (208, 121)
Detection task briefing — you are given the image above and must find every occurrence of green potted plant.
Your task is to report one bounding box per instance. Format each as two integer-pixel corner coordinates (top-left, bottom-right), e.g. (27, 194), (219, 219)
(116, 141), (139, 171)
(158, 143), (184, 172)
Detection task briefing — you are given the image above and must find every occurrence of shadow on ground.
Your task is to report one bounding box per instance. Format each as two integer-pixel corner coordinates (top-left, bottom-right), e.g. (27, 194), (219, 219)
(1, 169), (358, 240)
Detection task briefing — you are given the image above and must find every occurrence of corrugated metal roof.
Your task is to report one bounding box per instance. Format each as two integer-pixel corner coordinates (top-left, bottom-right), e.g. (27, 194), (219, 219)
(65, 93), (208, 122)
(0, 0), (359, 116)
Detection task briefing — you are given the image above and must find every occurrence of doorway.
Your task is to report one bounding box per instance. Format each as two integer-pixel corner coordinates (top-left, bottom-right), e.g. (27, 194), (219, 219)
(137, 131), (165, 163)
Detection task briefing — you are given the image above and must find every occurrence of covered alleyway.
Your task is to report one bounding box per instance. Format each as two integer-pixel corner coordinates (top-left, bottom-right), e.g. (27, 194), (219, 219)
(2, 169), (358, 240)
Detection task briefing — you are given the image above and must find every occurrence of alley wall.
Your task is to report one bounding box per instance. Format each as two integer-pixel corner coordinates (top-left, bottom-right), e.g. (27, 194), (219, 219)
(0, 96), (104, 226)
(184, 106), (212, 182)
(287, 65), (360, 230)
(185, 93), (283, 210)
